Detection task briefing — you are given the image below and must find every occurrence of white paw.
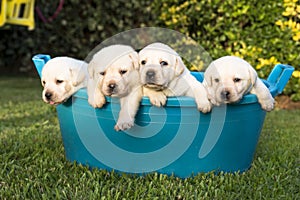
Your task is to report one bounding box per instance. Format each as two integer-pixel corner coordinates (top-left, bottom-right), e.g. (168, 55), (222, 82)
(88, 95), (106, 108)
(260, 98), (275, 111)
(196, 98), (212, 113)
(149, 93), (167, 107)
(114, 120), (134, 131)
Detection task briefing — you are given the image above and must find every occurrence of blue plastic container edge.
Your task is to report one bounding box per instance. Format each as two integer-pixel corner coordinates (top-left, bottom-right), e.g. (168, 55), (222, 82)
(32, 54), (51, 78)
(267, 64), (294, 96)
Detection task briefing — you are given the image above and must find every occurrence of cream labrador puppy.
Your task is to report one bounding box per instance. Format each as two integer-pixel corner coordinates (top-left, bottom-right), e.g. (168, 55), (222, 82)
(138, 42), (211, 113)
(203, 56), (274, 111)
(41, 57), (88, 105)
(87, 44), (142, 131)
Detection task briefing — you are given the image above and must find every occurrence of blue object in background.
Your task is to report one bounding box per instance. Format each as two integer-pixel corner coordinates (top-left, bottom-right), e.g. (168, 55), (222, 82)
(32, 54), (294, 178)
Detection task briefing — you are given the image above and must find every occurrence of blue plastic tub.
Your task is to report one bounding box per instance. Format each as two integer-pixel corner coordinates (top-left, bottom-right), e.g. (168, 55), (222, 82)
(32, 54), (294, 178)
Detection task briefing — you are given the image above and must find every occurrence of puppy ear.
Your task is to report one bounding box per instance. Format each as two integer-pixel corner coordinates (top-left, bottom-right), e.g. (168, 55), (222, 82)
(70, 63), (87, 87)
(88, 60), (95, 79)
(248, 65), (258, 86)
(203, 66), (213, 87)
(175, 56), (185, 76)
(129, 51), (139, 70)
(41, 78), (45, 87)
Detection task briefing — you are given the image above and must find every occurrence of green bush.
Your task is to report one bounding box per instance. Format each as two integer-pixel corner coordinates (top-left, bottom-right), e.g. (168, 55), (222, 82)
(0, 0), (299, 100)
(0, 0), (155, 73)
(152, 0), (300, 100)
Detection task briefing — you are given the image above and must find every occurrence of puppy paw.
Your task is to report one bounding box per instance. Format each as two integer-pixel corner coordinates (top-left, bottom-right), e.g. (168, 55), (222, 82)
(196, 99), (212, 113)
(114, 120), (134, 131)
(260, 98), (275, 111)
(149, 93), (167, 107)
(88, 96), (106, 108)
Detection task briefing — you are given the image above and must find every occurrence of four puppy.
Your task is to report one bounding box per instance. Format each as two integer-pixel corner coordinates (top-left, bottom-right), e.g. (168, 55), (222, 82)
(41, 43), (275, 131)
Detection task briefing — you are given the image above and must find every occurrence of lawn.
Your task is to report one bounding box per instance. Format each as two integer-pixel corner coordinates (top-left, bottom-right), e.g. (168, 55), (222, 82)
(0, 77), (299, 199)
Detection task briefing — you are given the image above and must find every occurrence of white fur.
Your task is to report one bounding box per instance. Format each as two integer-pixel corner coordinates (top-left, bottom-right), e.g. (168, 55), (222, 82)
(138, 42), (211, 113)
(87, 45), (142, 131)
(41, 57), (88, 105)
(203, 56), (274, 111)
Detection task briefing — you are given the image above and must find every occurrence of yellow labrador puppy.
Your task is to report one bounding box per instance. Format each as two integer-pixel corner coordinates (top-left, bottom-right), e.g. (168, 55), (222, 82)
(87, 45), (142, 131)
(41, 57), (88, 105)
(203, 56), (274, 111)
(138, 42), (211, 113)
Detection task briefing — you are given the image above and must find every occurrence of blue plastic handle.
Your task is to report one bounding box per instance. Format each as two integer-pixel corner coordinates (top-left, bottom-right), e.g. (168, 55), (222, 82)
(32, 54), (51, 78)
(266, 64), (294, 97)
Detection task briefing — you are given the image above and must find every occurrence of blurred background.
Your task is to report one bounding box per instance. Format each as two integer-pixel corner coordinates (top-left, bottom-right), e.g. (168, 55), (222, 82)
(0, 0), (299, 100)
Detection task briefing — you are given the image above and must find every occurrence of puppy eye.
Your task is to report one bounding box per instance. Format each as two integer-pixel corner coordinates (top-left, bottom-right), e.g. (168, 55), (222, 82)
(99, 71), (106, 76)
(42, 81), (46, 86)
(214, 78), (219, 83)
(56, 80), (64, 84)
(119, 70), (127, 75)
(233, 78), (241, 83)
(160, 61), (168, 66)
(141, 60), (146, 65)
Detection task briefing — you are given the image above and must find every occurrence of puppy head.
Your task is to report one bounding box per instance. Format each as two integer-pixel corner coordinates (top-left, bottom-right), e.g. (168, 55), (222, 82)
(41, 57), (88, 105)
(204, 56), (257, 105)
(88, 45), (139, 97)
(138, 43), (185, 91)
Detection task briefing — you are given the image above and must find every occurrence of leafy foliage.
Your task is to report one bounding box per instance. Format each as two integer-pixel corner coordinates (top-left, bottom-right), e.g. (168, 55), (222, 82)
(0, 0), (299, 99)
(153, 0), (300, 100)
(0, 0), (155, 73)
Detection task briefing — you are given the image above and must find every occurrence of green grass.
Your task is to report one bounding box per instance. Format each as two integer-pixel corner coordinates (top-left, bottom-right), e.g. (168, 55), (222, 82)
(0, 77), (299, 199)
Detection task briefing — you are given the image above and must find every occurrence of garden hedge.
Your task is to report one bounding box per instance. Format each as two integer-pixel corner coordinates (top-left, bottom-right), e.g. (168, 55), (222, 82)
(0, 0), (156, 73)
(0, 0), (299, 100)
(153, 0), (300, 100)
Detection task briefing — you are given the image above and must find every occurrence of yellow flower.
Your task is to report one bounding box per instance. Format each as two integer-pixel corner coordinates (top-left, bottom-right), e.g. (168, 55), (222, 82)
(256, 57), (280, 70)
(269, 56), (279, 64)
(292, 70), (300, 78)
(283, 6), (297, 16)
(172, 17), (178, 24)
(292, 31), (300, 41)
(256, 63), (263, 70)
(233, 51), (242, 58)
(168, 6), (176, 14)
(275, 20), (284, 28)
(285, 19), (297, 28)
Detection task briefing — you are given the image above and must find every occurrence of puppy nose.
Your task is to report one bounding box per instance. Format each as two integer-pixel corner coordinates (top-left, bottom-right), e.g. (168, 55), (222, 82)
(146, 70), (156, 82)
(146, 70), (155, 78)
(108, 83), (116, 89)
(221, 90), (230, 99)
(45, 92), (52, 100)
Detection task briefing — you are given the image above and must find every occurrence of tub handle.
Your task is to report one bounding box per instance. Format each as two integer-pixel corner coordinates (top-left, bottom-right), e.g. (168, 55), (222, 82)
(267, 64), (294, 97)
(32, 54), (51, 78)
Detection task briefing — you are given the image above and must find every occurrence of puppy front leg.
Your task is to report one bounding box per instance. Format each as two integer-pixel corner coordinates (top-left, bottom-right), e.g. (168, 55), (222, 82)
(143, 87), (167, 107)
(188, 80), (212, 113)
(87, 79), (106, 108)
(114, 87), (142, 131)
(250, 79), (274, 111)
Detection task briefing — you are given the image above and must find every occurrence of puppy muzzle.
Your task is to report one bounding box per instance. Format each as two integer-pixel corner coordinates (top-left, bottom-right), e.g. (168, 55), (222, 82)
(218, 88), (241, 104)
(220, 90), (231, 101)
(145, 70), (156, 83)
(43, 91), (67, 105)
(105, 83), (118, 96)
(143, 69), (166, 91)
